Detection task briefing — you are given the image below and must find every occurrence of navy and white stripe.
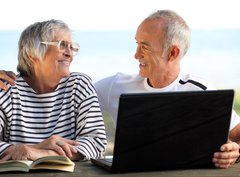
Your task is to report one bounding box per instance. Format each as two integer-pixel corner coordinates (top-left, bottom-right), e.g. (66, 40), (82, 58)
(0, 72), (107, 160)
(179, 79), (207, 90)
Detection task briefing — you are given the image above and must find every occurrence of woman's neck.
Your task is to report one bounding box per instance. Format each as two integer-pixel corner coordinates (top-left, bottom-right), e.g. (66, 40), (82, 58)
(23, 75), (60, 94)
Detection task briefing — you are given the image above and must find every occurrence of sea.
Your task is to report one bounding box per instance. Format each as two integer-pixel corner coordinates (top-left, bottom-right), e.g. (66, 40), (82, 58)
(0, 29), (240, 89)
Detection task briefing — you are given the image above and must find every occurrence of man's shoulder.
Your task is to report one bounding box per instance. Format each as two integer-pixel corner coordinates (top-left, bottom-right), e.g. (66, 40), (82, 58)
(95, 72), (141, 85)
(115, 72), (142, 82)
(179, 73), (215, 90)
(180, 73), (206, 82)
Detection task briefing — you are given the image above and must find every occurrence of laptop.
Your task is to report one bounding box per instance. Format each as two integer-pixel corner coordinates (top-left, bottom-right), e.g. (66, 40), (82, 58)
(92, 90), (234, 173)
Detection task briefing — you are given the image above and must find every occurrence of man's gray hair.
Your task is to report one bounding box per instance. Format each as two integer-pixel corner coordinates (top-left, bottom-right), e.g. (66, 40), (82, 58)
(147, 10), (191, 58)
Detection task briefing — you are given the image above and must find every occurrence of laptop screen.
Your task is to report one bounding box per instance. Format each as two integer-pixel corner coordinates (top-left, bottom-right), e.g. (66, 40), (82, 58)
(111, 90), (234, 172)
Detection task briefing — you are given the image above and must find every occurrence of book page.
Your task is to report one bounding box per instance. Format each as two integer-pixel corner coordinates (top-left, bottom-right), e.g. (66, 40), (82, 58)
(0, 160), (33, 172)
(31, 156), (75, 172)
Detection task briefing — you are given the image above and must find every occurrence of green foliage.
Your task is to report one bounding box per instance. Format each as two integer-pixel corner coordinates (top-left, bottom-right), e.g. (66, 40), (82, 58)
(234, 89), (240, 115)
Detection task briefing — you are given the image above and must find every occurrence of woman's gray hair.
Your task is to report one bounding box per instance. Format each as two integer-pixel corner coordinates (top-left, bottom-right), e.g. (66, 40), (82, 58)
(17, 19), (71, 76)
(147, 10), (191, 58)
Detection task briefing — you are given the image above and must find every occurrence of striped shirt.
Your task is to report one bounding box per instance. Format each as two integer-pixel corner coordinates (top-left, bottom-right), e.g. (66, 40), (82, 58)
(0, 72), (107, 160)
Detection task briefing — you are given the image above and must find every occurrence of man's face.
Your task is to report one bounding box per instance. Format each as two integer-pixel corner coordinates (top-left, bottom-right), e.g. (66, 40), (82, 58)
(134, 19), (169, 82)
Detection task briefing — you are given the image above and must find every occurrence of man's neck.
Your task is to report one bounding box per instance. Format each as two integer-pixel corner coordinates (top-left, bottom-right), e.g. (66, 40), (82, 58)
(147, 70), (180, 88)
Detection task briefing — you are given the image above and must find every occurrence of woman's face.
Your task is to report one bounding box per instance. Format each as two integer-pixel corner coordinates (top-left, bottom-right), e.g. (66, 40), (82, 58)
(36, 30), (74, 80)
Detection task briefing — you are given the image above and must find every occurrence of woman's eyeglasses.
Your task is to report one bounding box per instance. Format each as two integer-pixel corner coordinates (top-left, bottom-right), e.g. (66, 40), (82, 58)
(41, 40), (80, 56)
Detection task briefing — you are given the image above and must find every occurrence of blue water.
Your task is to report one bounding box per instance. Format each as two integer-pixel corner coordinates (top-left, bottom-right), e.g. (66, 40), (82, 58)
(0, 30), (240, 89)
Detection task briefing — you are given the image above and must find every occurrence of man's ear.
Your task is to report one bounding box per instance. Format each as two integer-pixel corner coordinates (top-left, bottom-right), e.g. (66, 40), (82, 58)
(168, 45), (180, 61)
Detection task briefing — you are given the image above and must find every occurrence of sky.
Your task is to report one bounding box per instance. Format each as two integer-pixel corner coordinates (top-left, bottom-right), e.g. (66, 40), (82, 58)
(0, 0), (239, 88)
(1, 0), (240, 31)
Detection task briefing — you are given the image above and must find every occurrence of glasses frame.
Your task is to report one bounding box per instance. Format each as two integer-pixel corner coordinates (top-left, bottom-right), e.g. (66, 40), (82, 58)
(41, 40), (80, 56)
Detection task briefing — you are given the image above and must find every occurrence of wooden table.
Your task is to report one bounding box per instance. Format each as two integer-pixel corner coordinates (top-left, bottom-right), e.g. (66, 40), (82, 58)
(0, 161), (240, 177)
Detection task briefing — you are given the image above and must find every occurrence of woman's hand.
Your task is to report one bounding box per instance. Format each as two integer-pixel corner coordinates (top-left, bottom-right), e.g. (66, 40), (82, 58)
(33, 135), (79, 158)
(0, 144), (59, 161)
(0, 135), (81, 161)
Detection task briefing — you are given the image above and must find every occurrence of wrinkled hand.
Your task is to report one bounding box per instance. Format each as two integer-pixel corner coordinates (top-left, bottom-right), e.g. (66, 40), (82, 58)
(33, 135), (79, 158)
(0, 135), (80, 162)
(0, 70), (16, 90)
(0, 144), (58, 161)
(213, 141), (240, 168)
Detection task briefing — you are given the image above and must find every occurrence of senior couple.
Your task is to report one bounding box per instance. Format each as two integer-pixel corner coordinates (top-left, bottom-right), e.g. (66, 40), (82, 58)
(0, 10), (239, 169)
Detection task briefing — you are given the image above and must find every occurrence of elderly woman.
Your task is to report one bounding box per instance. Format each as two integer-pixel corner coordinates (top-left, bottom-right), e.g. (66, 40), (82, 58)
(0, 19), (107, 161)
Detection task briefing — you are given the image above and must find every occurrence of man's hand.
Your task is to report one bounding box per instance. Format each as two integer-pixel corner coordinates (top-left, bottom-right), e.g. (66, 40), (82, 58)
(213, 141), (240, 168)
(0, 70), (16, 90)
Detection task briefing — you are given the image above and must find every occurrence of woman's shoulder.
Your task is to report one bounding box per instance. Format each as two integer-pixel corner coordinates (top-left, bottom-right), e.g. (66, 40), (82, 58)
(69, 72), (93, 83)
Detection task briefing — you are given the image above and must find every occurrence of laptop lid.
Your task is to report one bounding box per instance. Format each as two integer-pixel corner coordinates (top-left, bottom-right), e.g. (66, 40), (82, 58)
(94, 90), (234, 172)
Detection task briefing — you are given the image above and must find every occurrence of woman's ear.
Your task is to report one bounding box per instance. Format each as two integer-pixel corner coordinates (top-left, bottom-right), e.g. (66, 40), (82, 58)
(27, 53), (37, 63)
(168, 45), (180, 61)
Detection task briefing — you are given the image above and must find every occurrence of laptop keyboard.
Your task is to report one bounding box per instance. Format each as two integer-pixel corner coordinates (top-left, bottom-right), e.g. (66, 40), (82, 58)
(103, 155), (113, 163)
(104, 157), (113, 163)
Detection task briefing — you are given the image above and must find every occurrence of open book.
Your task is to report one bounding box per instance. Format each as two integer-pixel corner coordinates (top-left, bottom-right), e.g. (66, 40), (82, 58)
(0, 155), (75, 172)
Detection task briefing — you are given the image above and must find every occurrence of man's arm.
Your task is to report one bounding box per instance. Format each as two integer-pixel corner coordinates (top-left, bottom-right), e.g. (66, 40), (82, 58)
(229, 123), (240, 143)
